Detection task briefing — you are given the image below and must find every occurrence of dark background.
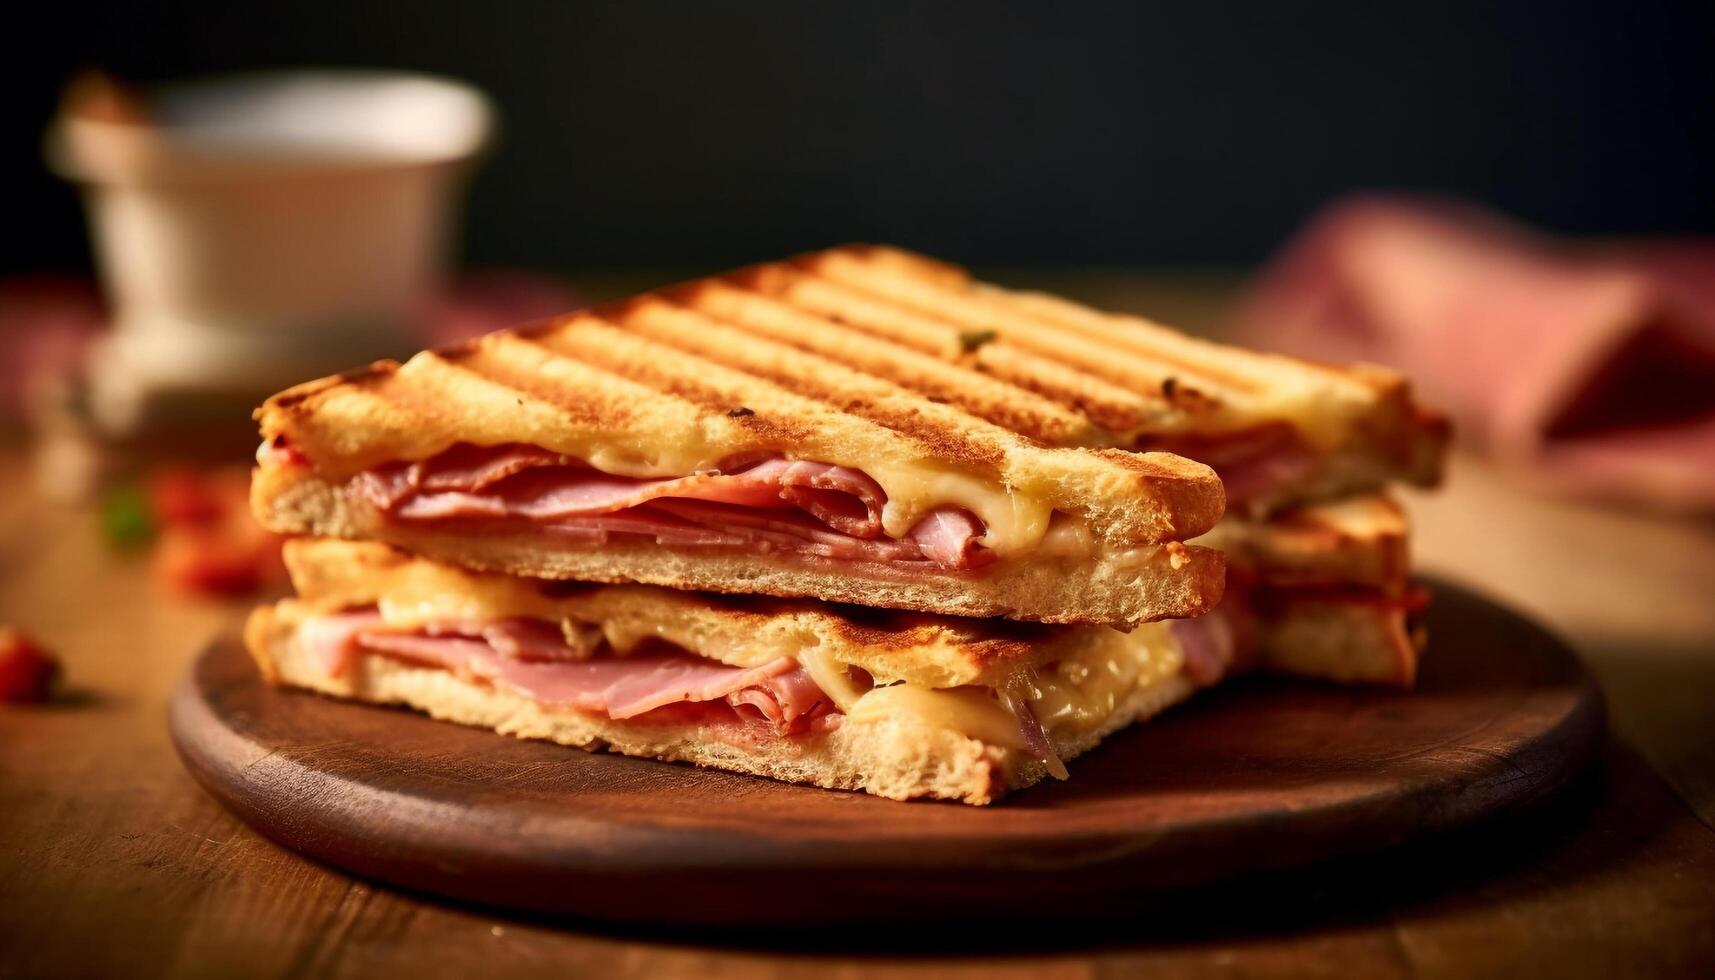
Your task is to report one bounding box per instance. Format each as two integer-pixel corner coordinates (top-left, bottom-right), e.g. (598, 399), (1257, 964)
(9, 1), (1712, 275)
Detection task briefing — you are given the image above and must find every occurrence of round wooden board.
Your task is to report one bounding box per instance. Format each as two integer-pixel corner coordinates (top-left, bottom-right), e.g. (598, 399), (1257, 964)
(170, 582), (1604, 926)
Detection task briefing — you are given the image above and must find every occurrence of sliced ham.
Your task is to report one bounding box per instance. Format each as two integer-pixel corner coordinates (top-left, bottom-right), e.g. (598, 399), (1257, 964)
(303, 609), (835, 734)
(1169, 608), (1243, 687)
(356, 631), (496, 673)
(728, 667), (830, 730)
(473, 618), (593, 662)
(1144, 423), (1322, 511)
(537, 515), (751, 549)
(415, 443), (569, 493)
(596, 656), (796, 719)
(770, 460), (887, 537)
(907, 508), (994, 569)
(300, 608), (386, 676)
(347, 443), (990, 570)
(394, 467), (787, 521)
(646, 499), (925, 562)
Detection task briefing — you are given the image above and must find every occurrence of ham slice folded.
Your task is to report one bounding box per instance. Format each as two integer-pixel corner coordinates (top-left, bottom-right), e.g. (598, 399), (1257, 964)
(304, 609), (837, 735)
(1144, 423), (1322, 512)
(1169, 608), (1244, 686)
(347, 444), (992, 571)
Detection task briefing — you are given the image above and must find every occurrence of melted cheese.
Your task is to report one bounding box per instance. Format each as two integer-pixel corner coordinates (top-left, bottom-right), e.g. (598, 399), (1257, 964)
(583, 613), (802, 667)
(367, 560), (810, 666)
(848, 685), (1025, 748)
(846, 621), (1185, 746)
(797, 647), (873, 712)
(1035, 513), (1096, 559)
(1025, 622), (1182, 738)
(373, 560), (1186, 746)
(356, 550), (1185, 750)
(869, 461), (1054, 557)
(373, 564), (568, 628)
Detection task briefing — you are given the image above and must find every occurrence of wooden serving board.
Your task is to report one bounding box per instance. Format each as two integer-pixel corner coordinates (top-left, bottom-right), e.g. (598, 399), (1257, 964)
(169, 582), (1603, 926)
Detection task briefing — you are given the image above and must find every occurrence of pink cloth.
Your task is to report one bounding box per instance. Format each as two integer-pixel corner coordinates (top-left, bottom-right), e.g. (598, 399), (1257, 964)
(1237, 196), (1715, 511)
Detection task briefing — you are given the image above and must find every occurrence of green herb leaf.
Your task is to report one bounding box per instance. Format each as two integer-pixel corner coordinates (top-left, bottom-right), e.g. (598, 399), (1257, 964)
(100, 483), (155, 550)
(958, 329), (998, 353)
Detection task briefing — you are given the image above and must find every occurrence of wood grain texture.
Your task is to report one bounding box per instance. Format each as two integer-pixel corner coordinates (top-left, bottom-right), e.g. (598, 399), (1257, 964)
(167, 583), (1603, 925)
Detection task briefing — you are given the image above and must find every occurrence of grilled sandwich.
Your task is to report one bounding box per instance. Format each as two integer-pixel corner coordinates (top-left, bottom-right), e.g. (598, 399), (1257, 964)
(253, 245), (1444, 626)
(249, 539), (1240, 803)
(1200, 495), (1424, 687)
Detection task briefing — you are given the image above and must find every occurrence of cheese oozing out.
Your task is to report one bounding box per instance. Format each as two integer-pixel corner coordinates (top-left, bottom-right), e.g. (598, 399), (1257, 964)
(865, 460), (1054, 558)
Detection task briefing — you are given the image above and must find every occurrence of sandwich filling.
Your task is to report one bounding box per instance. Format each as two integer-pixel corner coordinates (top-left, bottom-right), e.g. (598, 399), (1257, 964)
(1207, 490), (1428, 687)
(285, 601), (1234, 778)
(264, 440), (1122, 572)
(300, 608), (843, 734)
(1143, 421), (1426, 515)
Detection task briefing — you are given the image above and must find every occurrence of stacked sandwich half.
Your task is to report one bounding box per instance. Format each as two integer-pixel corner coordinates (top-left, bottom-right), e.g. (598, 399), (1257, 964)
(247, 245), (1446, 803)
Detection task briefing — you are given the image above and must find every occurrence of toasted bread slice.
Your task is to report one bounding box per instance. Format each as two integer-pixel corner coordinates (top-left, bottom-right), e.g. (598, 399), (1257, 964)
(251, 243), (1443, 620)
(255, 318), (1224, 547)
(1197, 494), (1410, 592)
(252, 244), (1447, 518)
(256, 467), (1224, 626)
(248, 611), (1198, 805)
(282, 538), (1091, 689)
(249, 540), (1208, 804)
(1201, 494), (1422, 687)
(1251, 595), (1424, 687)
(717, 246), (1447, 506)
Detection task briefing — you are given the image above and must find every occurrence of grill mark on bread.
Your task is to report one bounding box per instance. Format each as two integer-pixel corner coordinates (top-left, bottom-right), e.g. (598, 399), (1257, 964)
(252, 244), (1443, 547)
(975, 280), (1397, 401)
(784, 247), (1435, 470)
(612, 298), (1021, 470)
(530, 315), (917, 455)
(263, 364), (396, 414)
(671, 277), (1094, 446)
(970, 345), (1154, 434)
(805, 249), (1224, 408)
(767, 264), (970, 357)
(260, 248), (1417, 458)
(385, 355), (552, 434)
(754, 262), (1179, 439)
(451, 334), (663, 432)
(828, 243), (1321, 400)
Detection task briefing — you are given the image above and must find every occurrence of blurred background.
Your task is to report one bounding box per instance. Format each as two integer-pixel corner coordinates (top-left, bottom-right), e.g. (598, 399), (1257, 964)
(7, 1), (1712, 273)
(0, 2), (1711, 770)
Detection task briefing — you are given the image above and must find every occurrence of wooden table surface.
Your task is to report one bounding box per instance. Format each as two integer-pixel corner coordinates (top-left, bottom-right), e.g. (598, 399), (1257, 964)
(3, 275), (1714, 978)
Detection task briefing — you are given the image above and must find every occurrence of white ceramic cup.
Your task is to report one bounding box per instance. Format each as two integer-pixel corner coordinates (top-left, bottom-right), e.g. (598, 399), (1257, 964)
(48, 70), (494, 424)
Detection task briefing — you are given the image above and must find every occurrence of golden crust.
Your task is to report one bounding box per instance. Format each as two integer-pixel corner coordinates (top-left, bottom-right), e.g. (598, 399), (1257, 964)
(1253, 597), (1422, 688)
(1198, 494), (1411, 592)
